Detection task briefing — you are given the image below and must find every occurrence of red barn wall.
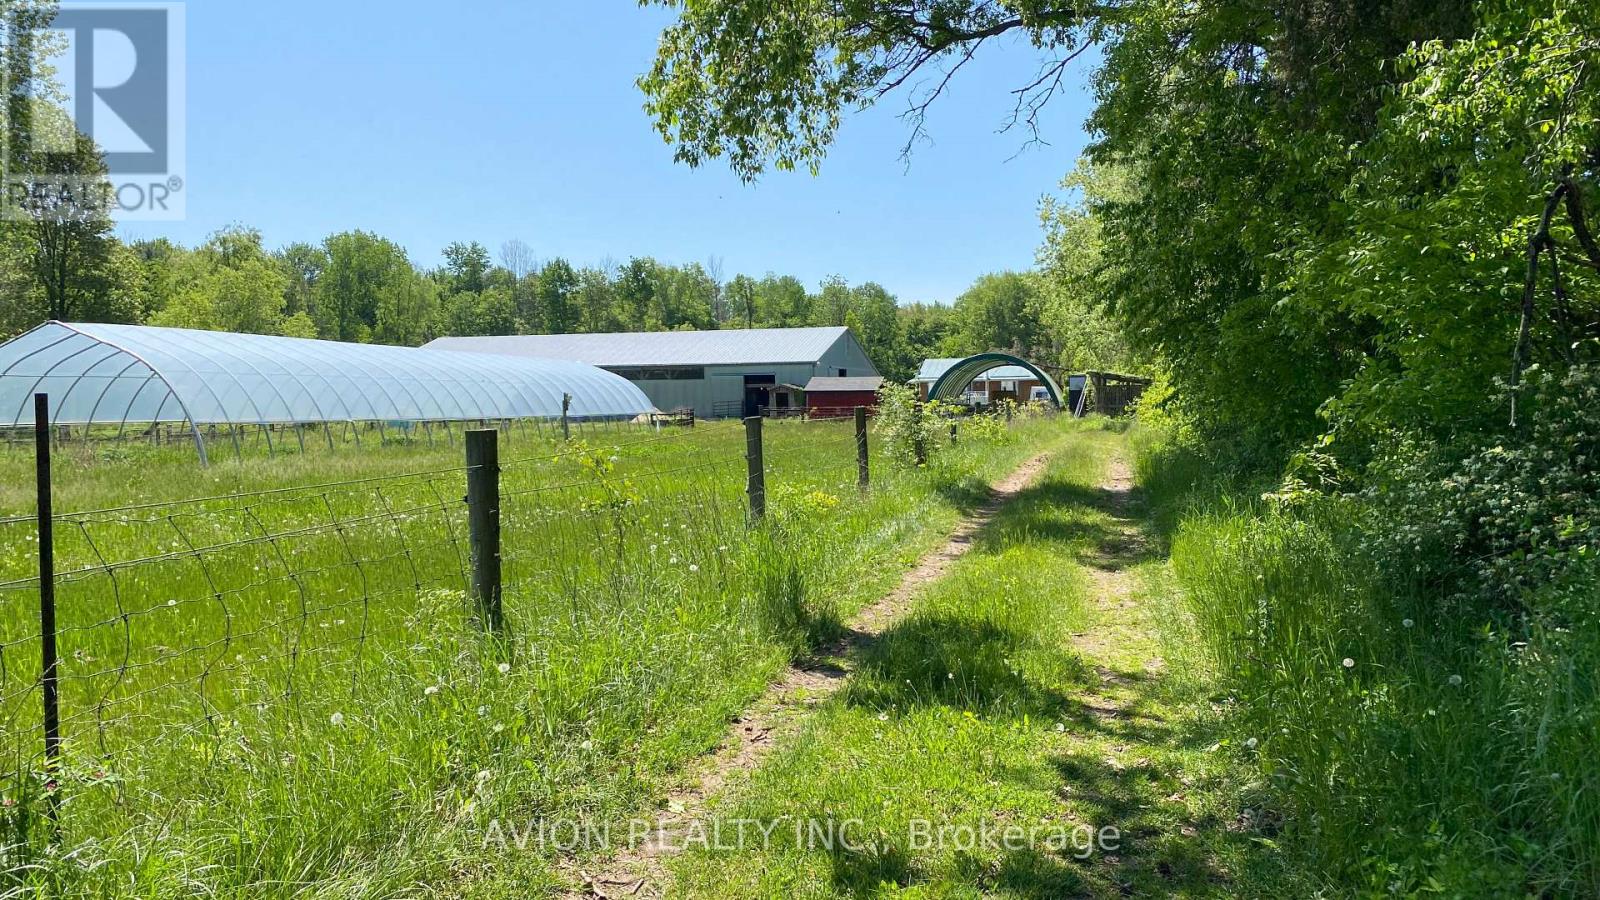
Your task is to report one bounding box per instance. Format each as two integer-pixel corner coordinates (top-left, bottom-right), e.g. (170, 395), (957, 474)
(806, 391), (879, 418)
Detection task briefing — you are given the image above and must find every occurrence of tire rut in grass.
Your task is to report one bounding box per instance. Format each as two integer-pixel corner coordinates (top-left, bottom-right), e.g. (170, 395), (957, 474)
(565, 451), (1056, 899)
(1069, 456), (1156, 715)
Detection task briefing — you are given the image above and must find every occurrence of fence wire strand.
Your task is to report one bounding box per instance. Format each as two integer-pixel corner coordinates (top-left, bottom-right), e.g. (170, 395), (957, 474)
(0, 414), (889, 844)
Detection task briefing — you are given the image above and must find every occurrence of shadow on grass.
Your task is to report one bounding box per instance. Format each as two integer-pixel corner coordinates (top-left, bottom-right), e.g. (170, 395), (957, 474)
(930, 471), (1002, 515)
(823, 841), (916, 895)
(841, 615), (1089, 716)
(978, 479), (1147, 547)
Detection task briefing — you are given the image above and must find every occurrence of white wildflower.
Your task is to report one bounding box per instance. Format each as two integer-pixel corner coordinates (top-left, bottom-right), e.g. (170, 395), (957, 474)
(329, 712), (345, 727)
(424, 685), (440, 697)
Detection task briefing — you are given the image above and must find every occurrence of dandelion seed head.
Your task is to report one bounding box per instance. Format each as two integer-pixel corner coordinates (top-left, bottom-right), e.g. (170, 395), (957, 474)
(329, 712), (345, 727)
(423, 685), (440, 697)
(497, 662), (511, 675)
(1448, 674), (1463, 686)
(1342, 658), (1355, 669)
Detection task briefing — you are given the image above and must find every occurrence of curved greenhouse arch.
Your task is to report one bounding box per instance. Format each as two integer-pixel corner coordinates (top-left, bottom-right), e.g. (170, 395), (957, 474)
(0, 322), (656, 464)
(928, 353), (1063, 407)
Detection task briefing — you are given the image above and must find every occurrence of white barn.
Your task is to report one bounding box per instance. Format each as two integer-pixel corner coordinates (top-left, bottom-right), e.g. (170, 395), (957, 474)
(427, 327), (880, 420)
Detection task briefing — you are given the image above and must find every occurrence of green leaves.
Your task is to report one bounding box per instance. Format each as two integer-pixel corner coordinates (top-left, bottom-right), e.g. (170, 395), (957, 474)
(640, 1), (1090, 180)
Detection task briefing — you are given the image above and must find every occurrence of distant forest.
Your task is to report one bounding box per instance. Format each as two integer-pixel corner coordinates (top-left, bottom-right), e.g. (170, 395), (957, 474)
(0, 217), (1134, 382)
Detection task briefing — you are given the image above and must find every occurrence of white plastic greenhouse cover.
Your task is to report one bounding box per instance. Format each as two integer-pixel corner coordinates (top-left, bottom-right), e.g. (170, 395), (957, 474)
(1, 321), (656, 436)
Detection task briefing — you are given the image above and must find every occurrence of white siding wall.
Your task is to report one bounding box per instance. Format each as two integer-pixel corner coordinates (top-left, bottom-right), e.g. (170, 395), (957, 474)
(600, 332), (882, 419)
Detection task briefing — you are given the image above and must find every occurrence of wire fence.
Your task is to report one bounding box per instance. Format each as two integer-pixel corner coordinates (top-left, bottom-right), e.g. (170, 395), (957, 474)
(0, 402), (899, 840)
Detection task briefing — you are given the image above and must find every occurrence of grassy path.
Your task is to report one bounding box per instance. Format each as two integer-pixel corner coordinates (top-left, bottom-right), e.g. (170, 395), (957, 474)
(655, 430), (1288, 898)
(568, 451), (1059, 897)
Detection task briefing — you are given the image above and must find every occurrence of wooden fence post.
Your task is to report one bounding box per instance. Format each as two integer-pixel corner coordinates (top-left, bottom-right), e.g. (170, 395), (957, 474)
(855, 406), (870, 491)
(33, 394), (61, 826)
(561, 393), (571, 441)
(465, 429), (505, 636)
(744, 416), (766, 521)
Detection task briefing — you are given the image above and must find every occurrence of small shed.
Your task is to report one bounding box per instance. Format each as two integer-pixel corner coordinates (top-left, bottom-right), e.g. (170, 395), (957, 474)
(752, 383), (808, 417)
(803, 376), (884, 419)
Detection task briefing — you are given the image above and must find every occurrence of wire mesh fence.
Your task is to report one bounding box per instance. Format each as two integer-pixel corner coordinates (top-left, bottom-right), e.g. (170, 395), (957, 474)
(0, 404), (893, 843)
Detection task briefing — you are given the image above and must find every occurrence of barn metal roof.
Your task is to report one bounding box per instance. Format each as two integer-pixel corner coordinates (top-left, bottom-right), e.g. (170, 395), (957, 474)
(426, 327), (854, 367)
(914, 358), (1036, 382)
(803, 376), (884, 392)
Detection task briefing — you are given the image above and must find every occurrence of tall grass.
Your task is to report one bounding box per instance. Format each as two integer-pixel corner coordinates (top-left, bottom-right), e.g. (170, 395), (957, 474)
(1138, 426), (1600, 896)
(0, 416), (1062, 896)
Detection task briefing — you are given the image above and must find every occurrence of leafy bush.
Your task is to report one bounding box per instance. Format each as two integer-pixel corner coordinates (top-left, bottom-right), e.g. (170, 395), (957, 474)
(1144, 406), (1600, 894)
(1364, 365), (1600, 622)
(956, 412), (1010, 443)
(873, 383), (949, 468)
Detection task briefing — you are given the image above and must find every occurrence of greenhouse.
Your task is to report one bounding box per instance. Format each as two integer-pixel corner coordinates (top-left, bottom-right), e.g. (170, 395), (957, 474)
(0, 322), (656, 463)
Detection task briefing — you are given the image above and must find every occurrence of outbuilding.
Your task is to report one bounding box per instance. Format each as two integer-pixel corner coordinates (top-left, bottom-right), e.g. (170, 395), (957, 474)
(913, 358), (1042, 406)
(802, 376), (884, 419)
(427, 327), (880, 420)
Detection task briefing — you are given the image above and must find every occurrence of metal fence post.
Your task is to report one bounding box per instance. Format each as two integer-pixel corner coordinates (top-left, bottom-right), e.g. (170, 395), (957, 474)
(744, 416), (766, 521)
(949, 422), (959, 445)
(561, 393), (572, 441)
(34, 394), (61, 823)
(465, 429), (505, 636)
(855, 406), (870, 491)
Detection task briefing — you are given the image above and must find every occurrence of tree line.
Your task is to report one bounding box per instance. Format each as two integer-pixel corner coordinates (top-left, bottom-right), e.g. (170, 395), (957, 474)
(1, 208), (1128, 383)
(0, 168), (1123, 383)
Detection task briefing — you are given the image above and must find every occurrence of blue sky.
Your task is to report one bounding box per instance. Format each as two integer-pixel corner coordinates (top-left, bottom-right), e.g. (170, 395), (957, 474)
(117, 2), (1097, 305)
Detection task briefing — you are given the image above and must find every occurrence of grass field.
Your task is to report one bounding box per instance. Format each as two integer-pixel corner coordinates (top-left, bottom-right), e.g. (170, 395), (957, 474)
(0, 413), (1065, 897)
